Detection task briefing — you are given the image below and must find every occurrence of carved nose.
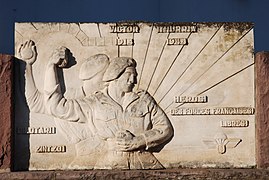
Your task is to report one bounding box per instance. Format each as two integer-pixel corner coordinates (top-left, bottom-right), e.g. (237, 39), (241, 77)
(129, 78), (134, 84)
(129, 75), (137, 84)
(128, 76), (135, 84)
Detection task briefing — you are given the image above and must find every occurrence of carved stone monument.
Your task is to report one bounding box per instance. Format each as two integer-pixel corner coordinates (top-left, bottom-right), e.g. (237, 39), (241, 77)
(14, 22), (254, 170)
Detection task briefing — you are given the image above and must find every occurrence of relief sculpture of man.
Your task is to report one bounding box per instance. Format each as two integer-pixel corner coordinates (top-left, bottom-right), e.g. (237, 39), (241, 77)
(19, 40), (174, 169)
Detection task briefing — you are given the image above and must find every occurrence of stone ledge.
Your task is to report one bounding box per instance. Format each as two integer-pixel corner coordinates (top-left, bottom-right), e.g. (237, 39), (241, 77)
(0, 169), (269, 179)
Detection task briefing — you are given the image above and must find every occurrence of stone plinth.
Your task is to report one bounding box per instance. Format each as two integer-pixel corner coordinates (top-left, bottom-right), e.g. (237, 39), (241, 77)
(0, 54), (13, 172)
(0, 169), (269, 179)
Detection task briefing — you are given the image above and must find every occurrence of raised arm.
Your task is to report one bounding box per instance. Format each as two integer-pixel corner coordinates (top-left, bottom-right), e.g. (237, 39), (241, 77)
(44, 47), (68, 93)
(43, 47), (88, 122)
(18, 40), (46, 113)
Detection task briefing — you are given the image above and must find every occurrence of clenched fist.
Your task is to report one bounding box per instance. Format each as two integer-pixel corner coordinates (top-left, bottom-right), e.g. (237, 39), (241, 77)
(49, 46), (69, 68)
(18, 40), (37, 65)
(115, 130), (146, 152)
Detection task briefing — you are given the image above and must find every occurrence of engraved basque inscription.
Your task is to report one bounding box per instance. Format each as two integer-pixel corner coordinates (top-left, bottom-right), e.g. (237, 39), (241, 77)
(110, 25), (140, 33)
(167, 38), (188, 45)
(16, 127), (56, 134)
(157, 25), (197, 33)
(115, 38), (134, 46)
(36, 145), (66, 153)
(221, 120), (249, 127)
(174, 96), (208, 103)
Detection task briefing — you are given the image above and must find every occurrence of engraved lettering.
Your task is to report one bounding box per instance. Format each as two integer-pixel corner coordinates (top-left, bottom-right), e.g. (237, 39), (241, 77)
(171, 107), (255, 116)
(110, 25), (140, 33)
(39, 127), (44, 134)
(174, 96), (208, 103)
(115, 38), (134, 46)
(212, 107), (255, 115)
(157, 25), (197, 33)
(36, 146), (42, 153)
(167, 38), (188, 45)
(28, 127), (35, 134)
(36, 145), (66, 153)
(16, 127), (56, 134)
(220, 120), (249, 127)
(171, 108), (211, 115)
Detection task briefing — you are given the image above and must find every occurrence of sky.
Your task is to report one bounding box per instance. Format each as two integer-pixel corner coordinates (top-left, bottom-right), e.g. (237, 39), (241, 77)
(0, 0), (268, 54)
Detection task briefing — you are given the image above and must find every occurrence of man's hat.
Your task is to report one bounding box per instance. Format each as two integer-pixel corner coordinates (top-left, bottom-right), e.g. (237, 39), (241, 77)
(79, 54), (109, 80)
(102, 57), (136, 82)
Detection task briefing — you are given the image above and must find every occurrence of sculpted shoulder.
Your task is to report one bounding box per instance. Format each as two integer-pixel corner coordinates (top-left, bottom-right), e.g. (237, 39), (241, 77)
(91, 91), (107, 100)
(136, 89), (156, 103)
(84, 91), (103, 102)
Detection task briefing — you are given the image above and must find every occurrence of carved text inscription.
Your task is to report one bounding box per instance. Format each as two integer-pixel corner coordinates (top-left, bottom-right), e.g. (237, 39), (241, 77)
(36, 145), (66, 153)
(157, 25), (197, 33)
(220, 120), (249, 127)
(110, 25), (140, 33)
(171, 107), (255, 116)
(16, 127), (56, 134)
(174, 96), (208, 103)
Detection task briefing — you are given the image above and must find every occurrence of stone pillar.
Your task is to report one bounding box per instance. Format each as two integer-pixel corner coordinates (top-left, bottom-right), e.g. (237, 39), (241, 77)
(256, 52), (269, 169)
(0, 54), (13, 172)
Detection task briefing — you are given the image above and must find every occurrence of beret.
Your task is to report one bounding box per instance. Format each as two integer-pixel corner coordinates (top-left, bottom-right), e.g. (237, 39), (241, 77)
(102, 57), (136, 82)
(79, 54), (109, 80)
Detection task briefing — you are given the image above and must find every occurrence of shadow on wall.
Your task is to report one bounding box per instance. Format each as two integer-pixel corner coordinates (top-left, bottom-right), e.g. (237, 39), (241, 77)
(12, 51), (77, 170)
(13, 59), (30, 170)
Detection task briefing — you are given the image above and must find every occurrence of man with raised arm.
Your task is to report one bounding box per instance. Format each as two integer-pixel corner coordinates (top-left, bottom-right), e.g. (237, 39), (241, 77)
(18, 40), (109, 157)
(20, 41), (174, 169)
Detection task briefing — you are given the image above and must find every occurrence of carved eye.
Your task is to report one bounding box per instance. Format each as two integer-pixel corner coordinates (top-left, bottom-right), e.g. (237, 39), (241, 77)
(131, 107), (137, 113)
(137, 111), (143, 116)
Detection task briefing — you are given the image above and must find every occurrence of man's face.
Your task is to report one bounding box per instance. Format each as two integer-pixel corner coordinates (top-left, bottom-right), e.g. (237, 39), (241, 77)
(116, 67), (137, 93)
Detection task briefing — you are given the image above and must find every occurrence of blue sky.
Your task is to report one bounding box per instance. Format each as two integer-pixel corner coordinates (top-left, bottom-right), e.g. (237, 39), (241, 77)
(0, 0), (268, 53)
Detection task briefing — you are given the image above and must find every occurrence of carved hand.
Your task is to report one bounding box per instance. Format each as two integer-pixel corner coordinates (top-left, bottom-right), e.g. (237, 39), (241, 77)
(49, 46), (68, 68)
(18, 40), (37, 65)
(115, 130), (146, 152)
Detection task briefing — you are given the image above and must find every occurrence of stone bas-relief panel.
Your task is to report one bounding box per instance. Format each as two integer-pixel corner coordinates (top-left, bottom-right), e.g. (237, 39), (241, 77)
(14, 22), (255, 170)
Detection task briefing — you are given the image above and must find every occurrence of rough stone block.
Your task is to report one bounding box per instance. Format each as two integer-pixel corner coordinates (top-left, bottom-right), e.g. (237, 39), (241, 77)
(0, 169), (269, 179)
(256, 52), (269, 169)
(0, 54), (13, 172)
